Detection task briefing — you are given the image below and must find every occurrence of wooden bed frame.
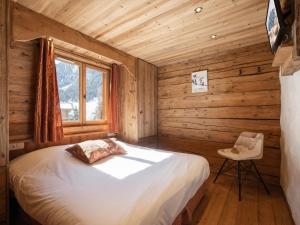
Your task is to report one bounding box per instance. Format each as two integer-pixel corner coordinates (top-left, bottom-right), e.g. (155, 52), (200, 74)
(173, 181), (207, 225)
(10, 179), (207, 225)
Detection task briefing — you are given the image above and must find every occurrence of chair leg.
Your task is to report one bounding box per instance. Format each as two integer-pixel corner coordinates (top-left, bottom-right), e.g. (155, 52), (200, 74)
(213, 159), (228, 183)
(250, 160), (270, 195)
(237, 161), (242, 201)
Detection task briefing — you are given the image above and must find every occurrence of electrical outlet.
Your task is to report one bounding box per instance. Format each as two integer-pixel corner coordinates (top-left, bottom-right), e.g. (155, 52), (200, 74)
(9, 142), (25, 151)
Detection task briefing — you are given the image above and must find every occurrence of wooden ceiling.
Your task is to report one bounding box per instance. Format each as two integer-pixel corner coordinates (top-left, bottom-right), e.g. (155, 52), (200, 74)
(15, 0), (270, 66)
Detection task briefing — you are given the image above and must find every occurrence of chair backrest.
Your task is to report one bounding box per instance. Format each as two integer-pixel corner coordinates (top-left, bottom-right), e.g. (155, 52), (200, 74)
(234, 132), (264, 159)
(253, 133), (264, 159)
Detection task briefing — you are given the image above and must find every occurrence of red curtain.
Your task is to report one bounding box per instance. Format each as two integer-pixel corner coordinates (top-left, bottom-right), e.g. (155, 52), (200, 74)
(34, 38), (63, 144)
(108, 63), (120, 133)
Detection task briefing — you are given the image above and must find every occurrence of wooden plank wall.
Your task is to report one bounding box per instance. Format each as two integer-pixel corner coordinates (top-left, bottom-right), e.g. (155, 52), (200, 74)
(8, 41), (140, 144)
(118, 64), (139, 143)
(0, 0), (9, 223)
(0, 0), (9, 165)
(137, 59), (158, 139)
(9, 41), (112, 142)
(8, 43), (160, 145)
(9, 41), (37, 142)
(158, 42), (281, 183)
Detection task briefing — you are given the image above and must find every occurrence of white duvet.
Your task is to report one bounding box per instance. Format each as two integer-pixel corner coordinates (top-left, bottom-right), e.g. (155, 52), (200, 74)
(9, 141), (210, 225)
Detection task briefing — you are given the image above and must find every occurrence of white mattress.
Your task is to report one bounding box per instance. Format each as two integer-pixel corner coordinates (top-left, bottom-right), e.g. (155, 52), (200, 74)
(9, 141), (210, 225)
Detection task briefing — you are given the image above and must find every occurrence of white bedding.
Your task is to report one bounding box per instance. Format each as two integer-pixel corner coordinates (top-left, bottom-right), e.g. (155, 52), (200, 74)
(9, 141), (210, 225)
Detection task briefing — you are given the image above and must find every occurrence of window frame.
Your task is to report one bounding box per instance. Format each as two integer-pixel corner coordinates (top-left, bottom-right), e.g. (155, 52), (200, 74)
(55, 54), (110, 127)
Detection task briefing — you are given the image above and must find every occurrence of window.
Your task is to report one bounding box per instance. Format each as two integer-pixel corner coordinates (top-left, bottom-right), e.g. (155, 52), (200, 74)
(85, 66), (104, 121)
(55, 58), (80, 122)
(55, 56), (109, 125)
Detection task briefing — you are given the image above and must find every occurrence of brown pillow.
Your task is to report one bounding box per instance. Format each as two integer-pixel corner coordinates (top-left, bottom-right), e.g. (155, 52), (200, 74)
(65, 139), (126, 164)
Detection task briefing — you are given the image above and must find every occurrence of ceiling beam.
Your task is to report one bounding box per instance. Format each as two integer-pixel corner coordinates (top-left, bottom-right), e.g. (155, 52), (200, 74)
(11, 2), (136, 73)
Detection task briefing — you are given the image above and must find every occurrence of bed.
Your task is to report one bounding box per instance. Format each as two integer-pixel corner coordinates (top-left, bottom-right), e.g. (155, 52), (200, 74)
(9, 140), (210, 225)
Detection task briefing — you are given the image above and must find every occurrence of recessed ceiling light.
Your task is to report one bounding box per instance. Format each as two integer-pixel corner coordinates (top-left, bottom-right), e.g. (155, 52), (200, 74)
(194, 7), (203, 13)
(211, 34), (217, 39)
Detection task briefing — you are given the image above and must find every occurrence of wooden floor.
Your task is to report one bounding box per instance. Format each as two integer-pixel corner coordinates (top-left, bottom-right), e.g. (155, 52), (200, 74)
(192, 174), (294, 225)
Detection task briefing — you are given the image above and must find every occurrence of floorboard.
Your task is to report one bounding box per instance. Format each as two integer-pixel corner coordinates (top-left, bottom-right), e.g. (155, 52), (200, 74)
(192, 174), (294, 225)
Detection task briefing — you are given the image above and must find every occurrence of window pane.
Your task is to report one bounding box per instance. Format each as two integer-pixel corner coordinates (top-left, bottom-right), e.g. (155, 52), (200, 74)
(55, 58), (80, 121)
(86, 67), (103, 121)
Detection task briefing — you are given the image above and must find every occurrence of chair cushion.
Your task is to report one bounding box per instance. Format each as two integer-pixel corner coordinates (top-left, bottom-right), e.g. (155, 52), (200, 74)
(218, 147), (263, 161)
(235, 145), (249, 152)
(235, 136), (257, 150)
(218, 148), (241, 161)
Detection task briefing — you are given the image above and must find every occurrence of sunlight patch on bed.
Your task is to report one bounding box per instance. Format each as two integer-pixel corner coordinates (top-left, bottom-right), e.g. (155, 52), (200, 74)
(92, 157), (151, 179)
(116, 141), (173, 163)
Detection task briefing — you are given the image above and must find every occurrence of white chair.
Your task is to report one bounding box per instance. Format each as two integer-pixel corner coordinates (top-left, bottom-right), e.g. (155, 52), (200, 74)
(213, 132), (270, 201)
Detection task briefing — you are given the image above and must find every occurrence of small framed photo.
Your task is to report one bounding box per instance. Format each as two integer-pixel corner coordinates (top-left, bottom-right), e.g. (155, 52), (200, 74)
(192, 70), (208, 93)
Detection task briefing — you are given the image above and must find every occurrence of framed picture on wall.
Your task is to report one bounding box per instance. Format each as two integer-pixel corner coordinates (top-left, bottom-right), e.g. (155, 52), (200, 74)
(192, 70), (208, 93)
(265, 0), (285, 53)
